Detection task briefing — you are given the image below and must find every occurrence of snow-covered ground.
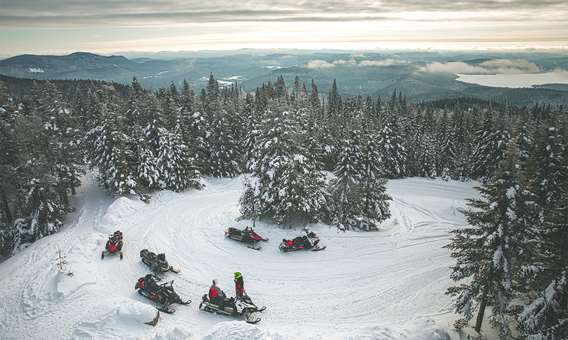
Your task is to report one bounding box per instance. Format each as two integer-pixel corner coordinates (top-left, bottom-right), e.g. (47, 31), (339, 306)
(0, 174), (478, 340)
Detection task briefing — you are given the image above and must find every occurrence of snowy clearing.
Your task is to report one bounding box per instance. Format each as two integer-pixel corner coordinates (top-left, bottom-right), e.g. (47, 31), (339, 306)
(0, 174), (478, 340)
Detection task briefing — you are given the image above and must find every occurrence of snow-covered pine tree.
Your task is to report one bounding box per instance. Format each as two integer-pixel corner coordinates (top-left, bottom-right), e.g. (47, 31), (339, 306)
(30, 81), (83, 206)
(272, 152), (325, 224)
(206, 110), (240, 177)
(138, 95), (166, 189)
(450, 110), (474, 180)
(309, 79), (320, 111)
(419, 109), (438, 178)
(518, 193), (568, 340)
(471, 111), (511, 179)
(155, 128), (201, 191)
(239, 176), (259, 221)
(244, 108), (325, 225)
(328, 79), (341, 115)
(447, 142), (524, 338)
(359, 127), (391, 230)
(518, 122), (568, 340)
(530, 124), (565, 207)
(181, 80), (194, 113)
(377, 112), (407, 178)
(328, 132), (363, 230)
(205, 73), (220, 113)
(86, 92), (138, 196)
(159, 84), (182, 132)
(16, 158), (67, 243)
(11, 82), (78, 243)
(0, 81), (19, 255)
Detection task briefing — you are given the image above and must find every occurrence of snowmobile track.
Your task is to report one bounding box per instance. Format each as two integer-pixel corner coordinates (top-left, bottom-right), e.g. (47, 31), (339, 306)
(0, 175), (478, 339)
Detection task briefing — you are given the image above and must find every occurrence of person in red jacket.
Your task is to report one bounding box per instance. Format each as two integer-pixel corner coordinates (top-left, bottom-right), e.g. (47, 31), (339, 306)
(209, 279), (226, 306)
(234, 272), (245, 297)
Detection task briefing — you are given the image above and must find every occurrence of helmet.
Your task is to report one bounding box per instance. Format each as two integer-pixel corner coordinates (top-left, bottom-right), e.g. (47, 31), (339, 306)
(212, 279), (217, 285)
(234, 272), (242, 279)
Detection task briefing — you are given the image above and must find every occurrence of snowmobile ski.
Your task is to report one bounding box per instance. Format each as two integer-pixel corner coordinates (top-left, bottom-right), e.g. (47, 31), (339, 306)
(101, 250), (124, 260)
(155, 305), (175, 314)
(145, 311), (160, 326)
(312, 245), (327, 251)
(245, 313), (261, 324)
(247, 243), (262, 251)
(256, 306), (267, 312)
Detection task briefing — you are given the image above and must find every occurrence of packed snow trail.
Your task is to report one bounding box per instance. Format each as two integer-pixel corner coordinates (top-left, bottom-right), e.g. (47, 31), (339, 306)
(0, 174), (478, 340)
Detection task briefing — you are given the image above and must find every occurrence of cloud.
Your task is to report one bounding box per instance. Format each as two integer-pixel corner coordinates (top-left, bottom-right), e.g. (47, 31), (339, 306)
(305, 60), (336, 69)
(306, 58), (405, 69)
(359, 58), (404, 67)
(420, 59), (542, 74)
(1, 0), (567, 27)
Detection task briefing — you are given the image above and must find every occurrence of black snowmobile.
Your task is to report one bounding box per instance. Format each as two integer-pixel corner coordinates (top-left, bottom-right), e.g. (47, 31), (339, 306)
(199, 292), (265, 324)
(140, 249), (180, 274)
(135, 274), (191, 314)
(101, 230), (124, 260)
(225, 226), (269, 250)
(279, 230), (326, 252)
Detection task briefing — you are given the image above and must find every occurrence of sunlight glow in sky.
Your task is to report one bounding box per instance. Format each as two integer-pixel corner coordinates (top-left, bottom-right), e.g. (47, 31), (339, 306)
(0, 0), (567, 55)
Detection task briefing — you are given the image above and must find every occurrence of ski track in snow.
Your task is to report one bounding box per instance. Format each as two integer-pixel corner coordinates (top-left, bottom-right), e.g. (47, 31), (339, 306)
(0, 174), (477, 340)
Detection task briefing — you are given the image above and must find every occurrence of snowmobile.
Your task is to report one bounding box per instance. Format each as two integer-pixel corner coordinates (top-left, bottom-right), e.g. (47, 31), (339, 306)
(199, 293), (264, 324)
(279, 230), (326, 252)
(101, 231), (124, 260)
(135, 275), (191, 314)
(140, 249), (180, 274)
(225, 226), (268, 250)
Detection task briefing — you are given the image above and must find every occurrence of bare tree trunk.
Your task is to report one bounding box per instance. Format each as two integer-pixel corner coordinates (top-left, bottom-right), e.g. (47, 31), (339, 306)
(475, 286), (489, 333)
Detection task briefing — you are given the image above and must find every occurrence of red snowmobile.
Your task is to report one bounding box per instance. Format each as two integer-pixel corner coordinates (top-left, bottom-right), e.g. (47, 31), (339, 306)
(225, 226), (268, 250)
(101, 230), (124, 259)
(279, 230), (326, 252)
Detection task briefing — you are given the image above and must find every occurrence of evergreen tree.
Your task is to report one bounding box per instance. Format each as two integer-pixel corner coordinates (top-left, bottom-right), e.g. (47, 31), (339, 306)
(0, 81), (19, 255)
(207, 110), (240, 177)
(447, 143), (524, 337)
(86, 98), (138, 196)
(309, 80), (320, 111)
(244, 109), (325, 225)
(329, 133), (363, 230)
(377, 112), (407, 178)
(155, 128), (201, 191)
(472, 112), (511, 179)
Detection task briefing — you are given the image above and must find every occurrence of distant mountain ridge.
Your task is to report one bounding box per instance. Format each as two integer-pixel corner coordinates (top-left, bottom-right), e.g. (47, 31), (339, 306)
(1, 51), (567, 106)
(0, 52), (178, 85)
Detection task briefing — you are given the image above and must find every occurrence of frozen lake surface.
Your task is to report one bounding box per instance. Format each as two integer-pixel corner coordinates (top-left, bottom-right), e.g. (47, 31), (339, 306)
(457, 71), (568, 88)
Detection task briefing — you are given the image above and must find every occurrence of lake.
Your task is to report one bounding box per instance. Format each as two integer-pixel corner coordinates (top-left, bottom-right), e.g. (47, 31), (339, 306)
(456, 71), (568, 88)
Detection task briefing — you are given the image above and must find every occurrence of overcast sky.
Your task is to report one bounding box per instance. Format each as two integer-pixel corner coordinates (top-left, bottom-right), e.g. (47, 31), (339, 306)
(0, 0), (567, 55)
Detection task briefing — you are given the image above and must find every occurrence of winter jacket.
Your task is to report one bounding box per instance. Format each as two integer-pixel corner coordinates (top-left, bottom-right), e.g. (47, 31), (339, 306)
(234, 277), (245, 297)
(209, 285), (221, 299)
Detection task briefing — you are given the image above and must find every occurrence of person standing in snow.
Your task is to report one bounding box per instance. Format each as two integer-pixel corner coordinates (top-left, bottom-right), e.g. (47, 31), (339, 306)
(234, 272), (245, 297)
